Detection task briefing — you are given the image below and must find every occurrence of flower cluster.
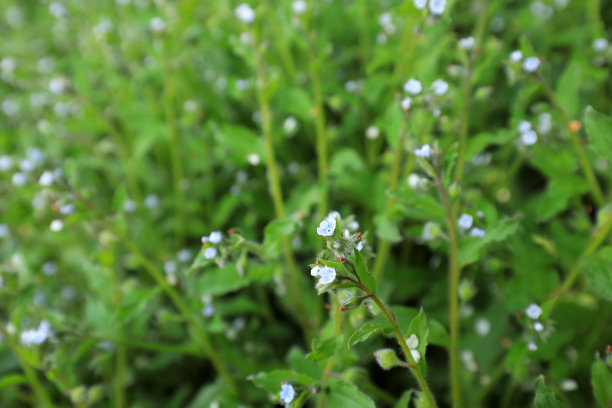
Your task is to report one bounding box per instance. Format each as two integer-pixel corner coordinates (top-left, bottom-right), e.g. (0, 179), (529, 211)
(402, 77), (449, 116)
(457, 213), (486, 238)
(517, 120), (538, 146)
(201, 231), (223, 259)
(20, 320), (53, 347)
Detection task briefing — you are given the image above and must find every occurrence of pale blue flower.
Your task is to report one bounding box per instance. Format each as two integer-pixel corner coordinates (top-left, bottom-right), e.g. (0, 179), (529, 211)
(593, 38), (608, 52)
(458, 36), (475, 50)
(401, 97), (412, 111)
(202, 304), (215, 317)
(457, 213), (473, 230)
(509, 50), (523, 62)
(429, 0), (446, 15)
(204, 247), (217, 259)
(527, 341), (538, 351)
(312, 266), (336, 285)
(523, 57), (540, 72)
(414, 144), (432, 158)
(317, 218), (336, 236)
(431, 79), (449, 95)
(279, 382), (295, 404)
(534, 322), (544, 332)
(469, 227), (485, 238)
(235, 3), (255, 23)
(209, 231), (222, 244)
(356, 241), (364, 251)
(517, 120), (531, 133)
(414, 0), (427, 10)
(525, 303), (542, 319)
(403, 78), (422, 95)
(520, 130), (537, 146)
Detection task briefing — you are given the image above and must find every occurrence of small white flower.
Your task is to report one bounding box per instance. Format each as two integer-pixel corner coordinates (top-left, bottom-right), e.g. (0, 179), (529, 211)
(92, 18), (114, 39)
(292, 0), (307, 15)
(365, 126), (380, 140)
(317, 266), (336, 285)
(201, 235), (209, 244)
(429, 0), (446, 15)
(475, 318), (491, 336)
(247, 153), (260, 165)
(406, 334), (419, 349)
(202, 304), (215, 317)
(407, 173), (421, 189)
(235, 3), (255, 23)
(458, 36), (475, 50)
(42, 261), (57, 276)
(560, 379), (578, 392)
(523, 57), (540, 72)
(204, 247), (217, 259)
(311, 265), (322, 276)
(0, 224), (9, 238)
(2, 99), (19, 116)
(533, 322), (544, 332)
(343, 229), (350, 238)
(123, 199), (137, 213)
(414, 144), (432, 158)
(209, 231), (222, 244)
(28, 146), (47, 164)
(12, 172), (27, 186)
(431, 79), (449, 95)
(422, 221), (440, 241)
(469, 227), (485, 238)
(457, 213), (474, 230)
(49, 77), (69, 94)
(317, 218), (336, 236)
(39, 170), (54, 186)
(538, 112), (552, 134)
(348, 221), (359, 231)
(279, 382), (296, 404)
(404, 78), (422, 95)
(59, 204), (74, 215)
(509, 50), (523, 62)
(149, 17), (166, 32)
(593, 38), (608, 53)
(0, 155), (13, 171)
(414, 0), (427, 10)
(401, 97), (412, 111)
(50, 219), (63, 232)
(520, 130), (538, 146)
(527, 341), (538, 351)
(410, 349), (421, 363)
(356, 241), (364, 251)
(178, 249), (191, 263)
(164, 260), (177, 274)
(283, 116), (298, 134)
(460, 349), (478, 372)
(49, 2), (67, 19)
(525, 303), (542, 319)
(145, 194), (159, 209)
(517, 120), (532, 133)
(183, 100), (198, 112)
(0, 57), (16, 74)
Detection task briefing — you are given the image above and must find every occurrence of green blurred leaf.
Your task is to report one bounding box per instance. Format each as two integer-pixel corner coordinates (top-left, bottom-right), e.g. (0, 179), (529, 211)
(585, 106), (612, 163)
(582, 247), (612, 301)
(263, 219), (298, 258)
(250, 370), (316, 394)
(533, 376), (565, 408)
(307, 337), (342, 361)
(592, 355), (612, 407)
(353, 250), (376, 293)
(325, 378), (375, 408)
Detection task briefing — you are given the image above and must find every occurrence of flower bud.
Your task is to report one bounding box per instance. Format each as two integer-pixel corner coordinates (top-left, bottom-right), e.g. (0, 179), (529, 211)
(374, 348), (400, 370)
(449, 181), (461, 198)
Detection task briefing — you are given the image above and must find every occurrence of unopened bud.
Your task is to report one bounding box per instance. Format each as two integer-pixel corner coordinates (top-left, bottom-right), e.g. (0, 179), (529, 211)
(449, 181), (461, 198)
(568, 120), (581, 133)
(374, 348), (400, 370)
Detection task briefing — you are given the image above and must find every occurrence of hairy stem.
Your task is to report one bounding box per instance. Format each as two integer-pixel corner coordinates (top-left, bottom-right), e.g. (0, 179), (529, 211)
(435, 169), (463, 408)
(454, 62), (473, 181)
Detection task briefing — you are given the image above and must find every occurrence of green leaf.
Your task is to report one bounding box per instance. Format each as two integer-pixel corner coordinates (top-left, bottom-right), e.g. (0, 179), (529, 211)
(249, 370), (316, 394)
(348, 318), (392, 348)
(443, 143), (459, 186)
(263, 219), (298, 258)
(193, 265), (250, 296)
(394, 391), (413, 408)
(533, 376), (565, 408)
(306, 337), (342, 361)
(592, 355), (612, 407)
(373, 213), (402, 243)
(556, 59), (581, 118)
(458, 216), (521, 266)
(585, 106), (612, 163)
(581, 247), (612, 301)
(325, 378), (375, 408)
(390, 187), (446, 223)
(353, 250), (376, 293)
(0, 374), (28, 390)
(406, 309), (429, 372)
(383, 101), (404, 149)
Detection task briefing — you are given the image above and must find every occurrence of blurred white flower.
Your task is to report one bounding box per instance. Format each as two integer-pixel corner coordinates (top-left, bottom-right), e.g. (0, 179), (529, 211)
(509, 50), (523, 62)
(149, 17), (166, 32)
(406, 334), (419, 349)
(523, 57), (540, 72)
(42, 261), (58, 276)
(279, 382), (296, 404)
(401, 97), (412, 111)
(365, 125), (380, 140)
(414, 144), (431, 158)
(49, 2), (67, 19)
(27, 148), (45, 165)
(39, 171), (54, 186)
(283, 116), (298, 134)
(0, 155), (13, 171)
(458, 36), (475, 50)
(2, 99), (19, 116)
(145, 194), (159, 209)
(123, 199), (137, 213)
(292, 0), (307, 15)
(475, 318), (491, 336)
(12, 172), (27, 186)
(37, 57), (55, 74)
(235, 3), (255, 23)
(469, 227), (486, 238)
(517, 120), (532, 133)
(460, 349), (478, 372)
(431, 79), (449, 95)
(178, 249), (191, 263)
(20, 320), (53, 346)
(0, 224), (10, 238)
(164, 260), (177, 275)
(209, 231), (222, 244)
(60, 204), (74, 215)
(560, 379), (578, 392)
(404, 78), (422, 95)
(50, 219), (64, 232)
(520, 130), (538, 146)
(247, 153), (260, 165)
(525, 303), (542, 319)
(414, 0), (427, 10)
(92, 18), (114, 39)
(458, 214), (474, 230)
(593, 38), (608, 53)
(422, 221), (441, 241)
(204, 247), (217, 259)
(527, 341), (538, 351)
(410, 349), (421, 363)
(317, 218), (336, 236)
(538, 112), (552, 134)
(429, 0), (446, 15)
(533, 322), (544, 332)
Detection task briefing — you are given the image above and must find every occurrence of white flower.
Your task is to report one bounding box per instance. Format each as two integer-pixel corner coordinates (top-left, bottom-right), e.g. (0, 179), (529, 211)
(460, 349), (478, 372)
(560, 379), (578, 392)
(49, 2), (67, 19)
(2, 99), (19, 116)
(123, 199), (137, 213)
(406, 334), (419, 349)
(527, 341), (538, 351)
(279, 382), (296, 404)
(403, 78), (422, 95)
(538, 112), (552, 134)
(93, 18), (114, 39)
(39, 170), (54, 186)
(313, 266), (336, 285)
(410, 349), (421, 363)
(517, 120), (532, 133)
(50, 219), (63, 232)
(178, 249), (191, 263)
(593, 38), (608, 53)
(42, 261), (57, 276)
(326, 211), (340, 222)
(457, 213), (474, 230)
(283, 116), (298, 134)
(408, 173), (428, 189)
(429, 0), (446, 15)
(414, 0), (427, 10)
(20, 320), (52, 346)
(12, 172), (27, 186)
(356, 241), (364, 251)
(247, 153), (260, 165)
(414, 144), (432, 158)
(145, 194), (159, 209)
(469, 227), (485, 238)
(0, 57), (16, 74)
(348, 221), (359, 231)
(520, 130), (538, 146)
(49, 77), (69, 95)
(509, 50), (523, 62)
(523, 57), (540, 72)
(149, 17), (166, 32)
(317, 218), (336, 236)
(204, 247), (217, 259)
(365, 125), (380, 140)
(0, 155), (13, 171)
(401, 97), (412, 111)
(525, 303), (542, 319)
(164, 260), (177, 274)
(533, 322), (544, 332)
(59, 204), (74, 215)
(183, 100), (198, 112)
(201, 235), (209, 244)
(209, 231), (222, 244)
(458, 36), (475, 50)
(422, 222), (440, 241)
(0, 224), (9, 238)
(475, 318), (491, 336)
(292, 0), (307, 15)
(431, 79), (449, 95)
(202, 304), (215, 317)
(235, 3), (255, 23)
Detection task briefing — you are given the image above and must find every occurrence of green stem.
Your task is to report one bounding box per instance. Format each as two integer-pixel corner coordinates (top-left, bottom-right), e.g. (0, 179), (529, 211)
(315, 295), (343, 408)
(549, 210), (612, 313)
(253, 30), (313, 343)
(0, 325), (55, 408)
(539, 75), (604, 207)
(435, 169), (463, 408)
(454, 62), (473, 181)
(363, 289), (438, 408)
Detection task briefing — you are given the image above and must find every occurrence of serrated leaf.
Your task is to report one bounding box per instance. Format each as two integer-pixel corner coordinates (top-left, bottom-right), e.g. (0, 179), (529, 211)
(325, 378), (375, 408)
(306, 337), (342, 361)
(348, 318), (391, 348)
(585, 106), (612, 163)
(581, 247), (612, 301)
(592, 356), (612, 407)
(533, 376), (565, 408)
(353, 250), (376, 293)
